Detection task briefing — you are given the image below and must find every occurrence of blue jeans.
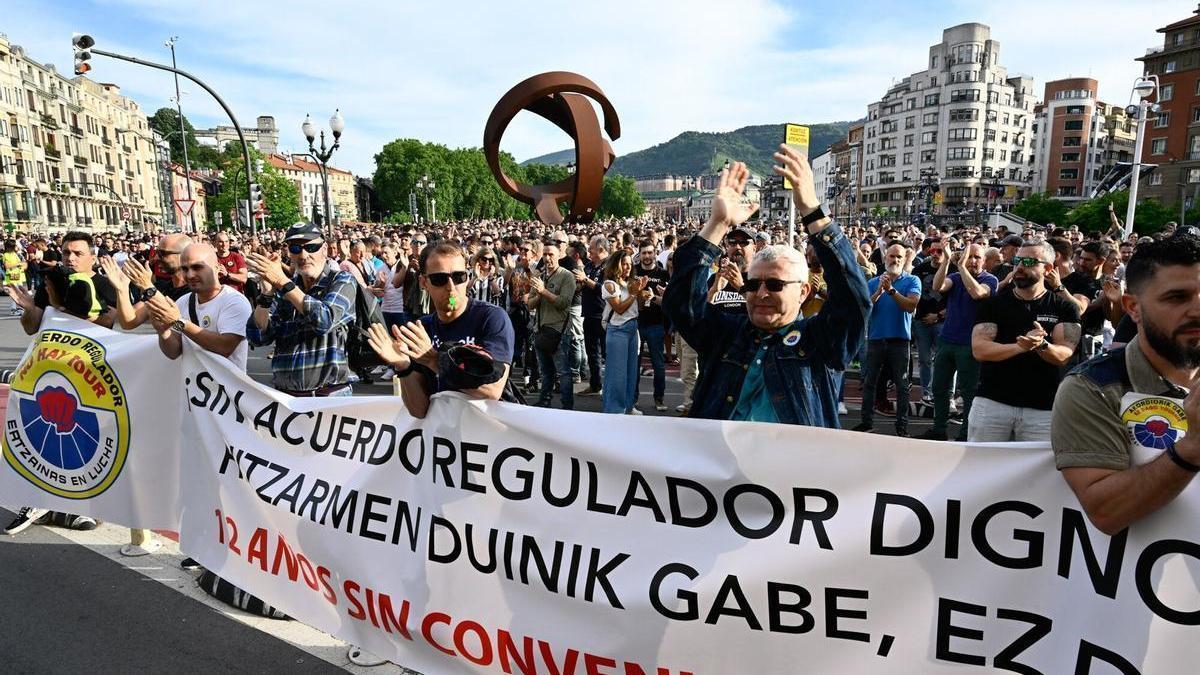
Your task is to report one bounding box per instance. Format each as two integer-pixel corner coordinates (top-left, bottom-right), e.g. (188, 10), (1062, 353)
(555, 326), (576, 410)
(602, 320), (639, 414)
(912, 319), (942, 397)
(637, 322), (666, 402)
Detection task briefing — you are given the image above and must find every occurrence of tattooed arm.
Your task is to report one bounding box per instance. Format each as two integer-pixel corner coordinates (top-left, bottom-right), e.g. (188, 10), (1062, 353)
(971, 322), (1028, 362)
(1037, 321), (1080, 367)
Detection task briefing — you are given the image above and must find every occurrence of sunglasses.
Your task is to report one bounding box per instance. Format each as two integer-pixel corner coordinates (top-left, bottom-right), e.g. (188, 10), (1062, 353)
(725, 238), (752, 246)
(741, 278), (804, 293)
(288, 241), (325, 255)
(481, 239), (494, 245)
(554, 240), (568, 246)
(479, 257), (496, 264)
(1012, 256), (1048, 267)
(425, 270), (470, 286)
(413, 240), (427, 246)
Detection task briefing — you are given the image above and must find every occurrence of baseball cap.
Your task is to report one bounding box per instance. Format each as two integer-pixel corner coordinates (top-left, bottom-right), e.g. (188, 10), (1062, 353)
(755, 231), (770, 242)
(284, 222), (323, 242)
(729, 225), (757, 240)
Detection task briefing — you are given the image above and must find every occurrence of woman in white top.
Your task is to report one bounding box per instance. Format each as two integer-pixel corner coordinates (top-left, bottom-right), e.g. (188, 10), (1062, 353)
(600, 249), (647, 415)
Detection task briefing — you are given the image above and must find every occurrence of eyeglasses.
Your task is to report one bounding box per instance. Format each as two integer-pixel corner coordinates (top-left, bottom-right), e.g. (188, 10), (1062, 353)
(479, 257), (496, 264)
(1012, 256), (1049, 267)
(481, 239), (494, 245)
(741, 278), (804, 293)
(425, 270), (470, 286)
(725, 238), (752, 246)
(554, 239), (568, 246)
(287, 241), (325, 255)
(519, 248), (533, 254)
(413, 240), (427, 246)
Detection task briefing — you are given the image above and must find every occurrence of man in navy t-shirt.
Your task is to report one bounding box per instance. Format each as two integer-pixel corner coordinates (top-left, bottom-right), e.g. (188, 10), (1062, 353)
(367, 242), (515, 418)
(853, 244), (921, 436)
(919, 243), (998, 441)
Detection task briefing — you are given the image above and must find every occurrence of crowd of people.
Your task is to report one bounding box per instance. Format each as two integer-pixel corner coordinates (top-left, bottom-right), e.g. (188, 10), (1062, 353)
(5, 144), (1200, 665)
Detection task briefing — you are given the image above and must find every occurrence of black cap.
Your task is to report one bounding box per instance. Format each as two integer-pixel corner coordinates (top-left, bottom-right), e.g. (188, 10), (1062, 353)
(729, 224), (757, 240)
(1000, 234), (1024, 248)
(284, 222), (323, 242)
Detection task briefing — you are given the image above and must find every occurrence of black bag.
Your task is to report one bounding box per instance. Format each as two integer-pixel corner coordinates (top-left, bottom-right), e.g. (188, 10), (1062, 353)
(346, 282), (385, 373)
(534, 324), (562, 353)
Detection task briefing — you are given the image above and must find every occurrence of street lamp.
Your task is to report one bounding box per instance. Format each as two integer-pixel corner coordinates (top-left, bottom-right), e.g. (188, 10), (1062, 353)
(416, 174), (436, 223)
(301, 109), (344, 241)
(1124, 75), (1160, 237)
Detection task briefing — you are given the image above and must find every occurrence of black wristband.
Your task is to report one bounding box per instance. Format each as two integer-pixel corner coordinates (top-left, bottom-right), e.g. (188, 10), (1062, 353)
(394, 363), (416, 378)
(1047, 285), (1063, 293)
(1166, 443), (1200, 473)
(256, 294), (275, 308)
(278, 280), (297, 295)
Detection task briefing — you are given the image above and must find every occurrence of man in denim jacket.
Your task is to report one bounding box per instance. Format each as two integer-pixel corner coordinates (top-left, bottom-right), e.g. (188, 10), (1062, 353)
(664, 145), (870, 427)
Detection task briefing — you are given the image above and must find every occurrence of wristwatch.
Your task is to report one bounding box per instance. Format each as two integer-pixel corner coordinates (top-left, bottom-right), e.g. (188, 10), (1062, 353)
(1036, 340), (1050, 352)
(800, 204), (831, 226)
(278, 280), (297, 295)
(1046, 285), (1063, 293)
(140, 287), (158, 302)
(170, 319), (185, 334)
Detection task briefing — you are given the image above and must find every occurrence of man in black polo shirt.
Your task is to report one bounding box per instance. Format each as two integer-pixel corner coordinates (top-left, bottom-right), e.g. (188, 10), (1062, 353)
(970, 241), (1081, 441)
(1062, 240), (1119, 362)
(707, 224), (754, 315)
(635, 239), (671, 411)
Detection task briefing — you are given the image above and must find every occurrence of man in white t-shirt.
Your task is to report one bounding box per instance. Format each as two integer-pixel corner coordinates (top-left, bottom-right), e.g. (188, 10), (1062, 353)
(146, 242), (252, 369)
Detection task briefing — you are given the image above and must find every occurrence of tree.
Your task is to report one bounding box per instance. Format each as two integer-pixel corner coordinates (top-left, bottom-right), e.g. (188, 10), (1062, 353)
(598, 174), (644, 218)
(206, 146), (300, 231)
(1011, 192), (1068, 225)
(1066, 192), (1173, 235)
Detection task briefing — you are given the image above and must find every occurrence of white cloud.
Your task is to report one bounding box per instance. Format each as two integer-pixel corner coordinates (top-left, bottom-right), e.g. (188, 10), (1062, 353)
(3, 0), (1192, 176)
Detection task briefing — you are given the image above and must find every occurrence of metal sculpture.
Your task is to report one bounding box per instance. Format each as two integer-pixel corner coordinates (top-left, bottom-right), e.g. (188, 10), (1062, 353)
(483, 72), (620, 225)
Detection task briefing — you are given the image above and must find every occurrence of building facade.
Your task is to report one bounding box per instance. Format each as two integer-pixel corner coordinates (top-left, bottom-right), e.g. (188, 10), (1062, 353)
(0, 34), (164, 234)
(195, 115), (279, 155)
(268, 152), (358, 225)
(859, 23), (1037, 221)
(1136, 7), (1200, 206)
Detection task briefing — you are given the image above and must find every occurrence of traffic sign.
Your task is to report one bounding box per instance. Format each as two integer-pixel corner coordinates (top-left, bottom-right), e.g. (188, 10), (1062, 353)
(214, 212), (223, 226)
(121, 208), (131, 219)
(175, 199), (195, 216)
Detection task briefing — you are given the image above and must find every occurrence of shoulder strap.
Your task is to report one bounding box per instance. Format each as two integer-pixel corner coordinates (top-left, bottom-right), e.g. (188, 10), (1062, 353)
(188, 292), (199, 324)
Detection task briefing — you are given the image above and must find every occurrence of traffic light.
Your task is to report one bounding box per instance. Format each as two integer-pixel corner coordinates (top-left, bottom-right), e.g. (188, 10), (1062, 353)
(249, 183), (264, 215)
(72, 34), (95, 75)
(254, 159), (265, 174)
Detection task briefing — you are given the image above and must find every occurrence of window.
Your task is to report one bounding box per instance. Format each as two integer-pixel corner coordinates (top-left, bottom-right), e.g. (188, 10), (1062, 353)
(1165, 61), (1177, 74)
(951, 89), (980, 102)
(983, 148), (995, 160)
(1057, 186), (1078, 197)
(1192, 106), (1200, 123)
(903, 153), (913, 165)
(947, 128), (977, 141)
(1064, 120), (1083, 131)
(922, 112), (938, 125)
(1150, 173), (1163, 186)
(949, 108), (978, 122)
(1161, 84), (1174, 102)
(931, 55), (938, 69)
(1188, 168), (1200, 183)
(924, 93), (939, 107)
(947, 147), (976, 160)
(921, 149), (936, 162)
(921, 131), (938, 144)
(1065, 105), (1085, 115)
(1151, 138), (1167, 155)
(987, 91), (999, 104)
(1154, 111), (1171, 128)
(1063, 136), (1082, 147)
(1061, 153), (1080, 163)
(904, 134), (914, 147)
(907, 98), (916, 110)
(985, 128), (996, 141)
(905, 116), (915, 129)
(1060, 168), (1078, 180)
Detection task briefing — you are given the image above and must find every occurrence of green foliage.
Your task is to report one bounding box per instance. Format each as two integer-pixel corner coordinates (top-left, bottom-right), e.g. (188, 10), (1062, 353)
(1064, 192), (1173, 235)
(147, 107), (226, 170)
(598, 174), (644, 218)
(1011, 192), (1069, 225)
(206, 146), (300, 231)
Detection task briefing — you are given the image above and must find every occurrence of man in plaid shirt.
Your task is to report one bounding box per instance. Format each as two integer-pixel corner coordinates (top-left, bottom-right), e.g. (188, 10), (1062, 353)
(246, 222), (358, 396)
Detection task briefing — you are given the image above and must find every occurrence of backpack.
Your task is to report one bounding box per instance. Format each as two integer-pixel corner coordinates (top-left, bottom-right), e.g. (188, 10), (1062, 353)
(346, 282), (385, 375)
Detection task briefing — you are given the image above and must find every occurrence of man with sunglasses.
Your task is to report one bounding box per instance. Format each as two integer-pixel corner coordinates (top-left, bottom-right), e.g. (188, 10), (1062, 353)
(664, 148), (870, 426)
(707, 224), (754, 315)
(245, 222), (358, 397)
(368, 242), (514, 420)
(969, 241), (1081, 442)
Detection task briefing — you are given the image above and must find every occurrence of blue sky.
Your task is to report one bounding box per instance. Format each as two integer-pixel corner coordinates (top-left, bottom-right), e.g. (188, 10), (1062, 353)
(5, 0), (1188, 175)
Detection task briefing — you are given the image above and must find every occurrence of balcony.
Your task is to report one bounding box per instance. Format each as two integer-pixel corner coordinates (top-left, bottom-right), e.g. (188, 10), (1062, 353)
(74, 156), (88, 168)
(70, 126), (83, 137)
(44, 146), (60, 160)
(101, 136), (112, 147)
(105, 164), (115, 173)
(8, 136), (18, 148)
(122, 145), (132, 153)
(15, 174), (26, 186)
(125, 170), (134, 179)
(40, 113), (58, 130)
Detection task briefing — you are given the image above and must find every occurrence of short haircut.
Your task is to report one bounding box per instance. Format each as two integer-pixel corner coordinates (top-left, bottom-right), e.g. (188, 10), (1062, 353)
(567, 240), (587, 259)
(62, 231), (93, 248)
(1125, 235), (1200, 294)
(751, 244), (809, 283)
(1080, 240), (1115, 260)
(639, 239), (655, 251)
(420, 242), (467, 271)
(1018, 240), (1056, 264)
(588, 235), (610, 253)
(1046, 236), (1073, 261)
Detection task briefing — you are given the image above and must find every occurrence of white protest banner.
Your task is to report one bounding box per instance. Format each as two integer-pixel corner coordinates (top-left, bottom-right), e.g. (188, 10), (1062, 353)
(1, 309), (182, 528)
(178, 346), (1200, 675)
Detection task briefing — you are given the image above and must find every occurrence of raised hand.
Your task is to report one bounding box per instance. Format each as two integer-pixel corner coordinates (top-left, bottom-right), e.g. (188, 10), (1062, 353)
(123, 257), (154, 291)
(772, 144), (819, 214)
(7, 283), (36, 311)
(98, 256), (129, 293)
(396, 321), (437, 369)
(708, 161), (759, 230)
(366, 323), (412, 370)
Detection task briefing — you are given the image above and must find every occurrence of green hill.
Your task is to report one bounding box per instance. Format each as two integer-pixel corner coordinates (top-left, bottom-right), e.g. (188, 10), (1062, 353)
(520, 121), (858, 177)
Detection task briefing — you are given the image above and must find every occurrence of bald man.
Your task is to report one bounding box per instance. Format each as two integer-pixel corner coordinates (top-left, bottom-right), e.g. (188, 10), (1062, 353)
(146, 242), (253, 369)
